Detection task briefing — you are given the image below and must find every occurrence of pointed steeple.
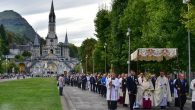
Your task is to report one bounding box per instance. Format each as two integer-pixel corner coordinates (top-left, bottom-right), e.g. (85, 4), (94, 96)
(64, 30), (68, 46)
(49, 0), (55, 23)
(34, 33), (40, 46)
(51, 0), (54, 12)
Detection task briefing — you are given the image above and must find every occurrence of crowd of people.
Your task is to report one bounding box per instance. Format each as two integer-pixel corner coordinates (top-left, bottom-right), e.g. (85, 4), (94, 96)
(0, 73), (30, 79)
(57, 71), (194, 110)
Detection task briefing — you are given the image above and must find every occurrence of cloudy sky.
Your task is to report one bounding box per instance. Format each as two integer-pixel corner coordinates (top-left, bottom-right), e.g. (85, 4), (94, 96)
(0, 0), (111, 46)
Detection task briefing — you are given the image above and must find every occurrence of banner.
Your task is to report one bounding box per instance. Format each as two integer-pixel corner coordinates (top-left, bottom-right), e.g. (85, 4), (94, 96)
(131, 48), (177, 62)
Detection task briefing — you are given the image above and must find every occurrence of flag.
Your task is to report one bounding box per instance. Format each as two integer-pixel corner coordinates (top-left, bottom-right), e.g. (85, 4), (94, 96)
(183, 0), (190, 4)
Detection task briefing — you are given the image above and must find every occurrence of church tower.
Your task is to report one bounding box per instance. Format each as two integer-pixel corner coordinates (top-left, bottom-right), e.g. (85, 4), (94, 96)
(42, 0), (60, 56)
(33, 33), (40, 58)
(46, 0), (58, 47)
(49, 0), (55, 33)
(63, 31), (70, 60)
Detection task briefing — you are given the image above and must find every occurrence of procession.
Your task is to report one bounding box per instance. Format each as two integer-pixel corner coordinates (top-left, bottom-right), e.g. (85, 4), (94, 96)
(0, 0), (195, 110)
(55, 47), (195, 110)
(57, 70), (195, 110)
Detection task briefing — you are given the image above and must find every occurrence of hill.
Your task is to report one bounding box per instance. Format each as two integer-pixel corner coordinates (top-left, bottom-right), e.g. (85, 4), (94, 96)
(0, 10), (38, 42)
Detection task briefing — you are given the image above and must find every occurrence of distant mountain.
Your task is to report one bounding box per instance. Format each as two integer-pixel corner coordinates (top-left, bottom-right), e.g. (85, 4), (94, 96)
(0, 10), (38, 42)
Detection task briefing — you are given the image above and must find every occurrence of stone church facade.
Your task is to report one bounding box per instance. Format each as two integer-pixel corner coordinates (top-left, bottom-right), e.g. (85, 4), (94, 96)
(32, 1), (70, 60)
(29, 1), (78, 75)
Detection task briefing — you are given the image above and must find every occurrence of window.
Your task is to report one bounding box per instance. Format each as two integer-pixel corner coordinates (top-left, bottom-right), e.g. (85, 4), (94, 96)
(50, 49), (53, 54)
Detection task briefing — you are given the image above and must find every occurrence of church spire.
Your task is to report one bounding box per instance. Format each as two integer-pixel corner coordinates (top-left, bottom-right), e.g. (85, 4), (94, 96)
(51, 0), (54, 12)
(49, 0), (55, 23)
(64, 30), (68, 46)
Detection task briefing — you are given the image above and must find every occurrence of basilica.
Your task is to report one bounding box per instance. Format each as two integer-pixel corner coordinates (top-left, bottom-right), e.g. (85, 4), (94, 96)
(28, 1), (78, 75)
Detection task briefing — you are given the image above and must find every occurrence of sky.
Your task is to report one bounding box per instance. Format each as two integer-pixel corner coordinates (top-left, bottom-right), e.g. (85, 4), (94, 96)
(0, 0), (111, 46)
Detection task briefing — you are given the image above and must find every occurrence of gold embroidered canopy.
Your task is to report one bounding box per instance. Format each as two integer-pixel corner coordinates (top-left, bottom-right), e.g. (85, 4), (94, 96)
(131, 48), (178, 62)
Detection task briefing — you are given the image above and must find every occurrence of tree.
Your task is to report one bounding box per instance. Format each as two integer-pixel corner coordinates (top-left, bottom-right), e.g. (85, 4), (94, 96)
(69, 43), (79, 58)
(80, 38), (97, 73)
(0, 24), (9, 55)
(15, 55), (24, 62)
(182, 2), (195, 35)
(1, 59), (18, 74)
(110, 0), (130, 73)
(22, 51), (32, 58)
(91, 0), (195, 73)
(94, 9), (112, 73)
(182, 2), (195, 70)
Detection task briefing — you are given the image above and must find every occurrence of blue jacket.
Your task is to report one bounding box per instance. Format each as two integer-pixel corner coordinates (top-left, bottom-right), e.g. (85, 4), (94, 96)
(101, 77), (106, 86)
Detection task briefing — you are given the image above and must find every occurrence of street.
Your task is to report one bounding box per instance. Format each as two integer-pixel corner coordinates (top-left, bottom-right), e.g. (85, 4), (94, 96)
(61, 86), (192, 110)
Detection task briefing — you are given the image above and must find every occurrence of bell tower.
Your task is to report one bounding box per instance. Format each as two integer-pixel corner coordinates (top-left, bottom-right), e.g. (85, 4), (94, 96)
(46, 0), (58, 47)
(49, 0), (55, 33)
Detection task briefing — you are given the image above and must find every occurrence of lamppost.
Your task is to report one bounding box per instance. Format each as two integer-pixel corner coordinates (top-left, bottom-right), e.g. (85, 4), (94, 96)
(183, 0), (191, 94)
(126, 28), (131, 75)
(80, 60), (83, 73)
(5, 55), (8, 75)
(92, 51), (95, 74)
(104, 43), (107, 74)
(85, 55), (88, 73)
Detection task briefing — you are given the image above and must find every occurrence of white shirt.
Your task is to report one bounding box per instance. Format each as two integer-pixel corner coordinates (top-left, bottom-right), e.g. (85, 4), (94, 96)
(138, 76), (144, 86)
(190, 79), (195, 101)
(106, 78), (120, 101)
(58, 76), (64, 87)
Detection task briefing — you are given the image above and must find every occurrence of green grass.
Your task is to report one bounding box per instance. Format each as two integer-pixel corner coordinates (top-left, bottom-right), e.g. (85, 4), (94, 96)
(0, 78), (62, 110)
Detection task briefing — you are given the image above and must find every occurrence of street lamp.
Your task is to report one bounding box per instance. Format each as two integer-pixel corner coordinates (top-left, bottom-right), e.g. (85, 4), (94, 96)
(126, 28), (131, 75)
(104, 43), (107, 74)
(183, 0), (191, 94)
(5, 55), (8, 75)
(85, 55), (88, 73)
(80, 60), (83, 73)
(92, 51), (95, 74)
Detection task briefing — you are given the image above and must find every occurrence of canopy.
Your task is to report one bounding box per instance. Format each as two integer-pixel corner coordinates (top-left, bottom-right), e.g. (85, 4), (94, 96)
(131, 48), (177, 62)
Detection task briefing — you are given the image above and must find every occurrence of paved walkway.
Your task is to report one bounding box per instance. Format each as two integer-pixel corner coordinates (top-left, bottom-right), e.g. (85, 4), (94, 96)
(61, 86), (126, 110)
(61, 86), (192, 110)
(0, 78), (17, 83)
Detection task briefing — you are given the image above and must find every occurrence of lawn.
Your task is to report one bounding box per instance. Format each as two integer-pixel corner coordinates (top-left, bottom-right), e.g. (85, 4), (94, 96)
(0, 78), (62, 110)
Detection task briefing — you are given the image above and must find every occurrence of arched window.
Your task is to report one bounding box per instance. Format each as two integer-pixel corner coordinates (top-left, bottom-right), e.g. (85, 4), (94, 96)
(50, 49), (53, 54)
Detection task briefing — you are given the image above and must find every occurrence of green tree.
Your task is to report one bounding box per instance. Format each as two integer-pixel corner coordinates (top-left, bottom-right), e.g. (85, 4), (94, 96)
(182, 2), (195, 71)
(69, 43), (79, 58)
(94, 9), (112, 73)
(15, 55), (24, 62)
(22, 51), (32, 58)
(182, 2), (195, 35)
(0, 24), (9, 55)
(80, 38), (97, 73)
(91, 0), (195, 73)
(110, 0), (129, 73)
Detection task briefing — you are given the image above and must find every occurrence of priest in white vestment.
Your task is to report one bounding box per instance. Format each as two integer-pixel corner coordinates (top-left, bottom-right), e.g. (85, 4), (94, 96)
(136, 73), (154, 107)
(106, 73), (120, 110)
(136, 73), (145, 108)
(154, 71), (172, 109)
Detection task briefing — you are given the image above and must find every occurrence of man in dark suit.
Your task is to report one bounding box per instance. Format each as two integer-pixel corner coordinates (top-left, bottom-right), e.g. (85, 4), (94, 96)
(90, 75), (96, 92)
(175, 73), (189, 110)
(81, 74), (87, 90)
(126, 71), (138, 110)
